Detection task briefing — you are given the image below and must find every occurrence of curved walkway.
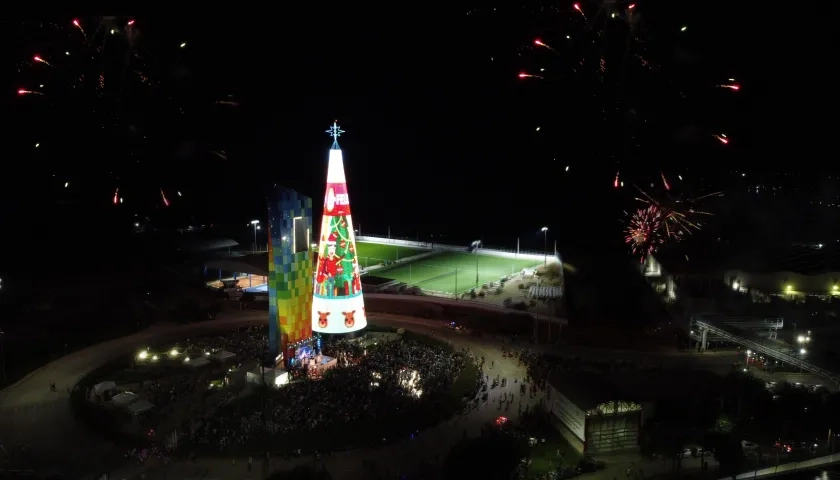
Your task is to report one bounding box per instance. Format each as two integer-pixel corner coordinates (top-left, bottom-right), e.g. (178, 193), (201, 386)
(0, 313), (268, 477)
(0, 309), (736, 479)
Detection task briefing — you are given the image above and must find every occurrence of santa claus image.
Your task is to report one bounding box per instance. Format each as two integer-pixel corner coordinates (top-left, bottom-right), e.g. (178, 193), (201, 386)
(315, 231), (345, 297)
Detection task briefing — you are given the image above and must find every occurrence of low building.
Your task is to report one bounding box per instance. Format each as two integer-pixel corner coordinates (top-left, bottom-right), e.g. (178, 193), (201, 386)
(545, 371), (642, 455)
(545, 369), (724, 455)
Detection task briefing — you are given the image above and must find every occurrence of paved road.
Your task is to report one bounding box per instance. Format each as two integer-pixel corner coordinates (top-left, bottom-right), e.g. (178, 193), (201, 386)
(0, 311), (732, 479)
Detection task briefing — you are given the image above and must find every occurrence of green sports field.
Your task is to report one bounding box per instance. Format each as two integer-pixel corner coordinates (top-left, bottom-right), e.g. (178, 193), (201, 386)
(377, 251), (541, 295)
(355, 242), (428, 267)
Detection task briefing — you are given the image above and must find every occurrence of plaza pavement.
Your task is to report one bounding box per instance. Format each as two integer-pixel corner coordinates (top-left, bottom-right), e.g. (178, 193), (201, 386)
(0, 311), (734, 479)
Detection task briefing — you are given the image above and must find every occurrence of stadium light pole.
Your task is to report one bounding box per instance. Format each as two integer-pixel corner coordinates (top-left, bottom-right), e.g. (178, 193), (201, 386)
(475, 254), (479, 288)
(474, 240), (482, 288)
(250, 220), (260, 252)
(0, 324), (5, 385)
(541, 227), (549, 265)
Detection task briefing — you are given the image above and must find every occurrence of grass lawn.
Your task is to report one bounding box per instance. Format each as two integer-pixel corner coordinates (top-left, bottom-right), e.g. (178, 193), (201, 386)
(377, 251), (542, 294)
(355, 242), (428, 267)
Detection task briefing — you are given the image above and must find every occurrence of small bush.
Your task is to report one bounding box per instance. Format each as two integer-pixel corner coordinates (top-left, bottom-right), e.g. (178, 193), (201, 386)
(511, 301), (528, 311)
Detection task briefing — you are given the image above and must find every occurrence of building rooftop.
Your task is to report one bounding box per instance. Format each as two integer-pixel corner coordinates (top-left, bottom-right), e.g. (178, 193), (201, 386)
(205, 254), (269, 277)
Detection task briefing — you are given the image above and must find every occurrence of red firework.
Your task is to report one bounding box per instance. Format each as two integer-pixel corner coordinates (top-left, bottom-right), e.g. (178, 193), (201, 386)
(625, 205), (666, 262)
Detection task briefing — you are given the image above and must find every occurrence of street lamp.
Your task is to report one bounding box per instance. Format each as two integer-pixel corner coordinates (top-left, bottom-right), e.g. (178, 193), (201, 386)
(541, 227), (549, 265)
(798, 346), (808, 373)
(250, 220), (260, 253)
(797, 332), (811, 346)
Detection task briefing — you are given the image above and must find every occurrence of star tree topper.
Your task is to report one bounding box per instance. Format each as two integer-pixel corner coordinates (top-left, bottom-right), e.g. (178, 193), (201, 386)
(326, 121), (345, 148)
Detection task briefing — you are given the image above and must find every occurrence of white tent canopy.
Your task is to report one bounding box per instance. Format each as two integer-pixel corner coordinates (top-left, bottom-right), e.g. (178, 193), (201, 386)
(93, 381), (117, 396)
(126, 398), (155, 416)
(211, 350), (236, 362)
(186, 357), (211, 368)
(111, 391), (140, 406)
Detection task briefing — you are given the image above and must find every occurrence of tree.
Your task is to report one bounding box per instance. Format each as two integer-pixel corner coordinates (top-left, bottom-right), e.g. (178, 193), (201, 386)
(709, 433), (744, 478)
(442, 431), (527, 480)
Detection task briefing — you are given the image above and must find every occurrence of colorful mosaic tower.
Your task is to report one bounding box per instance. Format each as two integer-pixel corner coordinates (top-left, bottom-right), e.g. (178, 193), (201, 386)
(268, 186), (314, 367)
(312, 122), (367, 334)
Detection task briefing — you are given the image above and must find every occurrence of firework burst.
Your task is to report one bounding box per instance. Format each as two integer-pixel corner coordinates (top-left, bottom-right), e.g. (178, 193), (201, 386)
(625, 205), (666, 261)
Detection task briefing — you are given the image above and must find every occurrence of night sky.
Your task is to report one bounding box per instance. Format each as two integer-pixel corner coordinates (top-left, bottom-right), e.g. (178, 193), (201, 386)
(0, 5), (833, 270)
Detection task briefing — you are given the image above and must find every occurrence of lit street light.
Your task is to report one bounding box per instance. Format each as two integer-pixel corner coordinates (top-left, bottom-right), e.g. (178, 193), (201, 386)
(250, 220), (261, 253)
(798, 345), (809, 373)
(541, 227), (549, 265)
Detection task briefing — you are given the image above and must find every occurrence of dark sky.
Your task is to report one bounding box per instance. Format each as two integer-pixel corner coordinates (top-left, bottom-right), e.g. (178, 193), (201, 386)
(1, 4), (834, 261)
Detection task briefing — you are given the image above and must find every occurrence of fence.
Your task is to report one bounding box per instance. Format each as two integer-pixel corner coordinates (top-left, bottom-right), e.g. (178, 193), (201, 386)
(356, 235), (561, 264)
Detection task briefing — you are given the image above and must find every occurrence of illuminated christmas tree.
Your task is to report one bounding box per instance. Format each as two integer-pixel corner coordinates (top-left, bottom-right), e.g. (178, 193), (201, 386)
(312, 122), (366, 334)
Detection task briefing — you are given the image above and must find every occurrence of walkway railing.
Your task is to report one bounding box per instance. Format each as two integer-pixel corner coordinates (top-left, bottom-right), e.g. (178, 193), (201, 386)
(692, 315), (839, 385)
(726, 452), (840, 479)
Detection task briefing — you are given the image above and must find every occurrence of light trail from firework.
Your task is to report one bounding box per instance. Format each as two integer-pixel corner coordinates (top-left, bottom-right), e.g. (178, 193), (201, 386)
(534, 39), (562, 57)
(33, 55), (54, 67)
(633, 185), (722, 239)
(72, 19), (87, 41)
(17, 89), (43, 96)
(518, 72), (544, 80)
(573, 3), (590, 28)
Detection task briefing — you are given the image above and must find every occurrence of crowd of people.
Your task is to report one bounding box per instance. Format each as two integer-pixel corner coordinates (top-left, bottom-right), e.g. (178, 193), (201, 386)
(182, 335), (472, 454)
(178, 324), (268, 361)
